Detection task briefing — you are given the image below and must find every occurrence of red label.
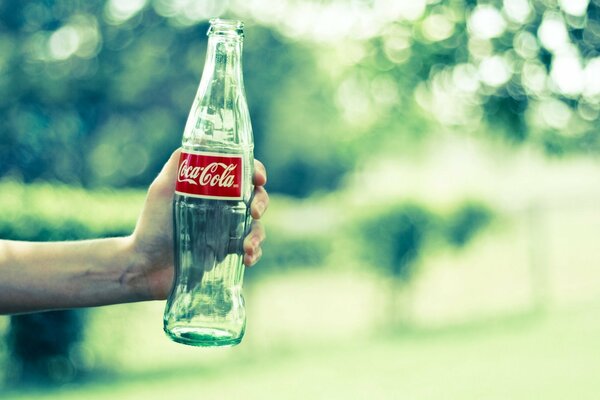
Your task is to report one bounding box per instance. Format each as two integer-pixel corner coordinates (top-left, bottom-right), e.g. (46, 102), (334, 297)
(175, 151), (243, 200)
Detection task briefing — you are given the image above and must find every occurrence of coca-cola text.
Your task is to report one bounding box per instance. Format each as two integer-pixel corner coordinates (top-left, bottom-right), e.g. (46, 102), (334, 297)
(175, 151), (243, 199)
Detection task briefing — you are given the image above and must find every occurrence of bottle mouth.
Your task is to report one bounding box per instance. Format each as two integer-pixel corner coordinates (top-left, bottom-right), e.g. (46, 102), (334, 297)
(208, 18), (244, 38)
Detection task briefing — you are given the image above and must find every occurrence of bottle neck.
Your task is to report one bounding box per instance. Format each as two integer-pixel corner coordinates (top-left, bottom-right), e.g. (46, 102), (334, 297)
(181, 20), (251, 149)
(199, 35), (245, 98)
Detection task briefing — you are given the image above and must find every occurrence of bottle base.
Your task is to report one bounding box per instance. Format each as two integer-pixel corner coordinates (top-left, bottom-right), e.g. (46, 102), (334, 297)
(164, 326), (243, 347)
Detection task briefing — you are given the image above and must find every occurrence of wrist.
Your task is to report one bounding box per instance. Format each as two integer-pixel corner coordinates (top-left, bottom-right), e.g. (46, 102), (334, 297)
(118, 235), (154, 302)
(123, 232), (173, 302)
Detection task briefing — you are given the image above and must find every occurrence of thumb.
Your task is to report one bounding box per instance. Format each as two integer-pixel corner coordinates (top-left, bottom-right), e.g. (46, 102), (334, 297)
(133, 148), (181, 237)
(148, 148), (181, 200)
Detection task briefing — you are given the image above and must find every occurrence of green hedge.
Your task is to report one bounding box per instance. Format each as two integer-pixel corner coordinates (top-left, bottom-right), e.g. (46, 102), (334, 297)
(0, 180), (145, 242)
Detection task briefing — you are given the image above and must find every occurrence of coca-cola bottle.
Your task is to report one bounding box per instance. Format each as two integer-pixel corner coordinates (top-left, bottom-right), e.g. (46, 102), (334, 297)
(163, 18), (254, 347)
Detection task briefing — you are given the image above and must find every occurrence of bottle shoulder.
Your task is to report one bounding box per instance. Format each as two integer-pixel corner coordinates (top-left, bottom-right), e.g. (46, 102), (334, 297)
(180, 142), (254, 155)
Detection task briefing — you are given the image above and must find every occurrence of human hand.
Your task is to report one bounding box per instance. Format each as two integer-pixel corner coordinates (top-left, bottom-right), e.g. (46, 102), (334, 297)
(127, 149), (269, 301)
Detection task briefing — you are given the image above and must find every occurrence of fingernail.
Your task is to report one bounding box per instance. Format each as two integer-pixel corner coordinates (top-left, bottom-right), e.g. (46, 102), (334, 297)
(256, 202), (265, 215)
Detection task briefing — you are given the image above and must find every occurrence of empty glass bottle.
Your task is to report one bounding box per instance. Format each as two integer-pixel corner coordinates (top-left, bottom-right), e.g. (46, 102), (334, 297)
(163, 18), (254, 347)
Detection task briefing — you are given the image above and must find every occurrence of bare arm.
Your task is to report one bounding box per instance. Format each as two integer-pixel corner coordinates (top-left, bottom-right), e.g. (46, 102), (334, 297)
(0, 149), (269, 314)
(0, 237), (140, 313)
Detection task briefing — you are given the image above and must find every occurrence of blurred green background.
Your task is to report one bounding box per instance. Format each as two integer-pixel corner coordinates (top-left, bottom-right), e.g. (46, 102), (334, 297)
(1, 0), (600, 398)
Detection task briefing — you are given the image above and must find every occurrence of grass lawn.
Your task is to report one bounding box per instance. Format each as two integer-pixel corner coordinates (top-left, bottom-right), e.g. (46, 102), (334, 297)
(6, 301), (600, 400)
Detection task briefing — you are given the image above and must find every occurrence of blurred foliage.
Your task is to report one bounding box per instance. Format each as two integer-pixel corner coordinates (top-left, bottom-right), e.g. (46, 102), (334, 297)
(0, 0), (345, 197)
(444, 202), (495, 248)
(360, 204), (437, 280)
(0, 180), (142, 240)
(6, 311), (85, 386)
(247, 231), (332, 280)
(1, 0), (598, 198)
(358, 201), (494, 281)
(344, 0), (600, 158)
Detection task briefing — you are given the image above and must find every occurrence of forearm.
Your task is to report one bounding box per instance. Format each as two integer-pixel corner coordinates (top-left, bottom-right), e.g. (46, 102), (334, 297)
(0, 237), (146, 314)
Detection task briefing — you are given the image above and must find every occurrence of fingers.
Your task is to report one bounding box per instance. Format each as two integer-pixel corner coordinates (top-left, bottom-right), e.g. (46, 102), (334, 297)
(244, 247), (262, 267)
(246, 159), (268, 266)
(253, 159), (267, 187)
(243, 220), (266, 266)
(251, 185), (269, 219)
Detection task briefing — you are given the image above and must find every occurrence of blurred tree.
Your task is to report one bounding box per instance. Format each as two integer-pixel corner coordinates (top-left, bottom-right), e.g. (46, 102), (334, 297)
(344, 0), (600, 159)
(444, 202), (494, 248)
(0, 0), (348, 197)
(359, 201), (493, 327)
(239, 0), (600, 193)
(0, 1), (195, 187)
(361, 204), (435, 281)
(1, 0), (599, 195)
(243, 26), (350, 197)
(360, 204), (437, 326)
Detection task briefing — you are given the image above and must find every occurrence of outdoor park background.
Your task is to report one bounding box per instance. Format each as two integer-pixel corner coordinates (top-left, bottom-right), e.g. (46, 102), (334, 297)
(1, 0), (599, 398)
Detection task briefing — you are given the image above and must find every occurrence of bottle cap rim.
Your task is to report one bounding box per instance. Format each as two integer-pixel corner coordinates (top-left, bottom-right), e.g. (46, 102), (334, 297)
(208, 18), (244, 38)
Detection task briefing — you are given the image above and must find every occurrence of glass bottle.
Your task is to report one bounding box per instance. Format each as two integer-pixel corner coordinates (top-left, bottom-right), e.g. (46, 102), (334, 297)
(163, 18), (254, 347)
